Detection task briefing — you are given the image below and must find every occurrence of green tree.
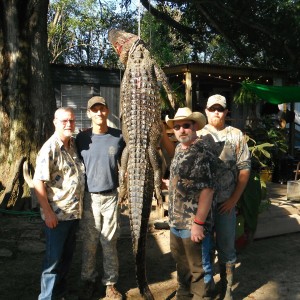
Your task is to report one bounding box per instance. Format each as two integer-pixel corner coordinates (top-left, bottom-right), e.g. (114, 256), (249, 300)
(0, 0), (56, 209)
(48, 0), (138, 66)
(0, 0), (138, 209)
(140, 10), (191, 66)
(123, 0), (300, 80)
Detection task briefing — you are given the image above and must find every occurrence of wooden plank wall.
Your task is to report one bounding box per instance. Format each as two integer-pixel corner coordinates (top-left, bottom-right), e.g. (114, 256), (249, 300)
(51, 65), (122, 132)
(100, 86), (121, 129)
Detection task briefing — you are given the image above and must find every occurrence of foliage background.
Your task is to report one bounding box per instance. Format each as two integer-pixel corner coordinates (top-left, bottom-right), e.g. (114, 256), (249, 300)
(1, 0), (299, 207)
(48, 0), (300, 83)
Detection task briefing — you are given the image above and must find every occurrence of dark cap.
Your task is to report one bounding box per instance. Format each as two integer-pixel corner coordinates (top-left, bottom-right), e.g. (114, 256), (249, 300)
(87, 96), (107, 109)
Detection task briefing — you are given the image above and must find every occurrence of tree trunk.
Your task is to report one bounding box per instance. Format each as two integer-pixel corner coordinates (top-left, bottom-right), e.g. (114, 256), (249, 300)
(0, 0), (56, 209)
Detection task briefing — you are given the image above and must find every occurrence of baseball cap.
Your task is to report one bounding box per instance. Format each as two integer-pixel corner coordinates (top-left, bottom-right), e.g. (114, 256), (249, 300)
(206, 94), (227, 108)
(87, 96), (107, 109)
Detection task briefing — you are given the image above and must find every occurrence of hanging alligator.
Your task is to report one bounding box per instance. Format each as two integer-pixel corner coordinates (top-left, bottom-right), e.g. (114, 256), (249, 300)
(108, 29), (176, 299)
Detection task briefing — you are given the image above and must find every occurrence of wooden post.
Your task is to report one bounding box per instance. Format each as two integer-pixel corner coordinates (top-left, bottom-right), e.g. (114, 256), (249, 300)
(185, 71), (192, 109)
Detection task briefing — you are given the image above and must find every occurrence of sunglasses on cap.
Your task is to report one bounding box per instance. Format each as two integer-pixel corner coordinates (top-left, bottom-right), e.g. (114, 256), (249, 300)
(173, 123), (193, 131)
(207, 106), (226, 112)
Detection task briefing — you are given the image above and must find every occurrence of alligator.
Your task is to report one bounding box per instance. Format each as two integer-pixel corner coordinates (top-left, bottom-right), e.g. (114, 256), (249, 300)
(108, 29), (175, 299)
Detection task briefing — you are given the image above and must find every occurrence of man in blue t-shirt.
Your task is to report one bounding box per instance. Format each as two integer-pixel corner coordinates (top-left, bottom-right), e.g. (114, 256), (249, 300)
(76, 96), (125, 300)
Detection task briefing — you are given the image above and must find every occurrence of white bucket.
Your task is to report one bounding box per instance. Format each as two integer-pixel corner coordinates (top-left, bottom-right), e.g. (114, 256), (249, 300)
(287, 180), (300, 202)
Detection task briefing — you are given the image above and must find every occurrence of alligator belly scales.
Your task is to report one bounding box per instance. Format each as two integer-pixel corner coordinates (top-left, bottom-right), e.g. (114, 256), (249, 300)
(108, 29), (175, 299)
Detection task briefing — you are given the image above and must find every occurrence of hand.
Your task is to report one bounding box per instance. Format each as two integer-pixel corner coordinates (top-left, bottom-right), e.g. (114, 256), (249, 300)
(161, 179), (169, 190)
(44, 210), (59, 229)
(161, 121), (167, 133)
(191, 223), (205, 243)
(218, 197), (236, 214)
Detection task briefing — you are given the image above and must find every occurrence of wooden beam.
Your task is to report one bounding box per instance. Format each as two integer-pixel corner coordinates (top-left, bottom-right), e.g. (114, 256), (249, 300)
(185, 71), (192, 108)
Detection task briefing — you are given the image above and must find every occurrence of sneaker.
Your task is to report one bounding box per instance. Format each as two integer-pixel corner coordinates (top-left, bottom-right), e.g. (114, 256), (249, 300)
(78, 280), (96, 300)
(105, 285), (122, 299)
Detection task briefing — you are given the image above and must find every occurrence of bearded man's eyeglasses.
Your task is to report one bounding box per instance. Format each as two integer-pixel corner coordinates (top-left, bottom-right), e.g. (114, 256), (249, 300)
(173, 123), (193, 131)
(207, 106), (226, 112)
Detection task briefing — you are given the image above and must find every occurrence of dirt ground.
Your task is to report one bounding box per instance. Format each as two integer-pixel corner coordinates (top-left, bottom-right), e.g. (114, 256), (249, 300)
(1, 208), (300, 300)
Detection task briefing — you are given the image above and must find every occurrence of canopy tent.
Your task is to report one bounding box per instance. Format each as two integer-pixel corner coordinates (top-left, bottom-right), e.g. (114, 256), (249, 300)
(242, 83), (300, 104)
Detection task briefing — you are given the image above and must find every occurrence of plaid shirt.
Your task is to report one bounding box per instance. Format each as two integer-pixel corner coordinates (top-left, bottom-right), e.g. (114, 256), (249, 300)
(34, 133), (85, 221)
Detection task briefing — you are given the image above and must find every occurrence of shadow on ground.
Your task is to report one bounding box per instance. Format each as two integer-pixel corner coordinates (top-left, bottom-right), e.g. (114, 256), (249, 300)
(1, 212), (300, 300)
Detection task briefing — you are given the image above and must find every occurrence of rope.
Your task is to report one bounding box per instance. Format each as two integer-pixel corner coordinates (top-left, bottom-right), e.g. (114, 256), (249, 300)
(137, 0), (153, 46)
(149, 0), (151, 48)
(138, 0), (141, 37)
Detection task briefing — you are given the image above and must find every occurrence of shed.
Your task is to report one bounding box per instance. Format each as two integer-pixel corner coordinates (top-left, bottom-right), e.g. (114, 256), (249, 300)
(50, 64), (122, 132)
(163, 63), (288, 129)
(51, 63), (288, 132)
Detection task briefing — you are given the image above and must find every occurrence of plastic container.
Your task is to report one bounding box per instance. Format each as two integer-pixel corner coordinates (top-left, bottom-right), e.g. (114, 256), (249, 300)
(286, 180), (300, 202)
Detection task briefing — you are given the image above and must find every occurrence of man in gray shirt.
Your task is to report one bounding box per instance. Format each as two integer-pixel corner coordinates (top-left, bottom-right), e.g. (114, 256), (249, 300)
(76, 96), (125, 300)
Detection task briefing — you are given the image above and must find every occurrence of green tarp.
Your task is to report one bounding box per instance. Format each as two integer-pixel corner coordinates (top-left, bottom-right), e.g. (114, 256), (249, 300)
(242, 83), (300, 105)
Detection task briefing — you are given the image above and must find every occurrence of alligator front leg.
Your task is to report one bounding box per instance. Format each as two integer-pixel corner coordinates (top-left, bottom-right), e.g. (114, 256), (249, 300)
(154, 64), (176, 110)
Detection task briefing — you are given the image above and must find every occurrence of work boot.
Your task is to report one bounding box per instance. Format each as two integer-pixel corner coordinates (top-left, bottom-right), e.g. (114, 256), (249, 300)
(105, 285), (122, 299)
(78, 280), (96, 300)
(202, 279), (215, 299)
(176, 283), (193, 299)
(219, 263), (235, 300)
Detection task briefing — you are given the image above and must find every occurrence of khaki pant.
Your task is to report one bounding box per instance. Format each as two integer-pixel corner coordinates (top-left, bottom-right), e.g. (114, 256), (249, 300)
(170, 230), (204, 300)
(80, 191), (120, 285)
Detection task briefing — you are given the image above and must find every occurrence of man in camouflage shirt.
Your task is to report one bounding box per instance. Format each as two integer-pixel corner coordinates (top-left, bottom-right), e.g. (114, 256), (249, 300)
(199, 94), (251, 300)
(165, 107), (220, 300)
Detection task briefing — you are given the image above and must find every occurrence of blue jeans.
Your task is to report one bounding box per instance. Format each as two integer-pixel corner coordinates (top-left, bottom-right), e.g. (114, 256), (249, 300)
(170, 227), (191, 239)
(202, 233), (215, 284)
(39, 219), (79, 300)
(215, 207), (236, 264)
(201, 207), (236, 283)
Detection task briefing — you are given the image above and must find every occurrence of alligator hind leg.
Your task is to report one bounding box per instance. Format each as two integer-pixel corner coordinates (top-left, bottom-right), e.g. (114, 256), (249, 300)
(148, 144), (163, 206)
